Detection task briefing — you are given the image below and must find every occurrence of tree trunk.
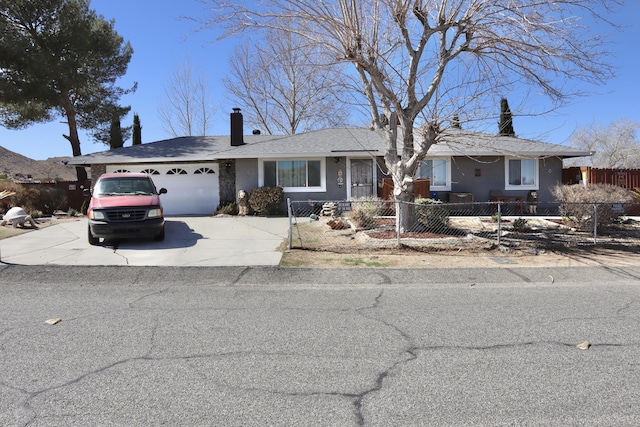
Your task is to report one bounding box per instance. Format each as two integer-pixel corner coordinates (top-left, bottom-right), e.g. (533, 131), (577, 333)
(61, 91), (88, 182)
(381, 114), (438, 233)
(394, 175), (415, 233)
(382, 114), (419, 233)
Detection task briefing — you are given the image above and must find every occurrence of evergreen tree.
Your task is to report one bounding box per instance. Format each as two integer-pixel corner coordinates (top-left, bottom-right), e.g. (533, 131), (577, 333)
(498, 98), (516, 136)
(132, 114), (142, 145)
(109, 115), (124, 149)
(0, 0), (135, 180)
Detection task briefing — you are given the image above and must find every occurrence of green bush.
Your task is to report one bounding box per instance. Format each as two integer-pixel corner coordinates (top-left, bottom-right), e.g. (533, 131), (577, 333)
(248, 187), (284, 216)
(349, 198), (382, 229)
(415, 198), (450, 229)
(552, 184), (633, 231)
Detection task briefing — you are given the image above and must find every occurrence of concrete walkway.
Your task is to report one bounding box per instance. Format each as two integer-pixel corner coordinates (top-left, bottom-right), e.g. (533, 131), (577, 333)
(0, 216), (290, 267)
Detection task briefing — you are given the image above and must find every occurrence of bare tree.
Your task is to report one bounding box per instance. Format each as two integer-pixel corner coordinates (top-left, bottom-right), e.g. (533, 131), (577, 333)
(569, 119), (640, 168)
(200, 0), (620, 230)
(158, 56), (215, 137)
(224, 27), (351, 135)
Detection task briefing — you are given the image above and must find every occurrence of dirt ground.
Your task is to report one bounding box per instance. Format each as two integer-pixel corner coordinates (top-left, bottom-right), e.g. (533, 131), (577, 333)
(282, 216), (640, 268)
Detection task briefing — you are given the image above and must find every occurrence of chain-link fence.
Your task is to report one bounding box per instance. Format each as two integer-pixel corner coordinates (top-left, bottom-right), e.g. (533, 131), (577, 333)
(287, 198), (640, 253)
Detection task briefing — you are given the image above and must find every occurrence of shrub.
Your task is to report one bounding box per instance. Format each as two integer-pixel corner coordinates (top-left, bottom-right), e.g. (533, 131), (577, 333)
(0, 183), (67, 215)
(512, 217), (529, 232)
(0, 183), (23, 213)
(349, 198), (382, 229)
(215, 201), (238, 215)
(415, 198), (450, 230)
(81, 197), (90, 215)
(552, 184), (633, 231)
(36, 186), (67, 214)
(248, 187), (284, 216)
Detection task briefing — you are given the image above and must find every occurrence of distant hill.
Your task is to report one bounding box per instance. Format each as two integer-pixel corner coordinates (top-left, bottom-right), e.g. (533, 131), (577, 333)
(0, 145), (83, 182)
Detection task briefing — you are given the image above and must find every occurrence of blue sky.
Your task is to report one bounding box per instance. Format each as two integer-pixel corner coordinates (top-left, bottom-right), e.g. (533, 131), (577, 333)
(1, 0), (639, 160)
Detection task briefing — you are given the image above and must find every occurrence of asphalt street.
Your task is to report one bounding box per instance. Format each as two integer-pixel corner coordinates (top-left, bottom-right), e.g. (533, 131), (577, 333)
(1, 265), (639, 426)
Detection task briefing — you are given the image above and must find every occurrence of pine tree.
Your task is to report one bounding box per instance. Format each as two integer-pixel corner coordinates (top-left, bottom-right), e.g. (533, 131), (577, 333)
(0, 0), (135, 180)
(498, 98), (515, 136)
(109, 115), (124, 149)
(133, 114), (142, 145)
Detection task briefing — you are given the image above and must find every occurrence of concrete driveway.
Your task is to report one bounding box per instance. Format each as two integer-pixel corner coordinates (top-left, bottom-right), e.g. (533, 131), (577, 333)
(0, 216), (290, 267)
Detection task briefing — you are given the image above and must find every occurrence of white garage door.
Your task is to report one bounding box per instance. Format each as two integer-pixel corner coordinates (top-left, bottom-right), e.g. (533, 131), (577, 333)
(106, 163), (220, 215)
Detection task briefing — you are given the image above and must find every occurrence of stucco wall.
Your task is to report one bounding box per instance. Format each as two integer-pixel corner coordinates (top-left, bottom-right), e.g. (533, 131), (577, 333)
(235, 158), (259, 196)
(446, 156), (563, 203)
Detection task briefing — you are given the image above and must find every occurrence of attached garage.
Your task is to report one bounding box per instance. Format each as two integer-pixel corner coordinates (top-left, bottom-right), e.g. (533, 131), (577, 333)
(106, 163), (219, 215)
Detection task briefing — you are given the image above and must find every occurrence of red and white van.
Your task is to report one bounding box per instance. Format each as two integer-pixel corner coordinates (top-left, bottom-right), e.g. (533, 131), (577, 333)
(84, 173), (167, 245)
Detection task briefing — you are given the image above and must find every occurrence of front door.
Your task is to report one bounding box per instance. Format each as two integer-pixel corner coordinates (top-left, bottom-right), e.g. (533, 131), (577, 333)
(350, 159), (374, 199)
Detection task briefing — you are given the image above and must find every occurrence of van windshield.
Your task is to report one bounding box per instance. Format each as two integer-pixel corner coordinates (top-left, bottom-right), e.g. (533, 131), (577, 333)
(95, 178), (156, 196)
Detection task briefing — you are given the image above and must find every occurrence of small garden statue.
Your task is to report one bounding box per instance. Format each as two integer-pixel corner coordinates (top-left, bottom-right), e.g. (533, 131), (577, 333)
(237, 190), (249, 215)
(1, 207), (38, 228)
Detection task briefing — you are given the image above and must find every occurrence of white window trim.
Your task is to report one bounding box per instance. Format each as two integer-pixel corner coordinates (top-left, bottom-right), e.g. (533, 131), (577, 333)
(418, 157), (451, 191)
(504, 157), (539, 190)
(258, 158), (326, 193)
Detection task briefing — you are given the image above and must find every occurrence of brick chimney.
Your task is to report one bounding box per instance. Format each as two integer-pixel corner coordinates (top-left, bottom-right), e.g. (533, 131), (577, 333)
(230, 108), (244, 146)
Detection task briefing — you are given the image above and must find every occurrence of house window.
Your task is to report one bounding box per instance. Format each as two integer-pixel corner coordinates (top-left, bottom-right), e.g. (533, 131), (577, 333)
(141, 168), (160, 175)
(260, 159), (325, 192)
(167, 168), (187, 175)
(417, 158), (450, 190)
(506, 158), (538, 190)
(113, 169), (130, 173)
(194, 167), (215, 174)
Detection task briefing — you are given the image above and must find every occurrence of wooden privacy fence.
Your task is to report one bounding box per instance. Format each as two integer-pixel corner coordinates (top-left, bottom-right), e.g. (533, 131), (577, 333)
(564, 167), (640, 189)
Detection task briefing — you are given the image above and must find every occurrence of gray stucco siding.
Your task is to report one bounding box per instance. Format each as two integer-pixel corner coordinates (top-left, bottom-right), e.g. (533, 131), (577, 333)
(448, 155), (563, 203)
(235, 158), (259, 196)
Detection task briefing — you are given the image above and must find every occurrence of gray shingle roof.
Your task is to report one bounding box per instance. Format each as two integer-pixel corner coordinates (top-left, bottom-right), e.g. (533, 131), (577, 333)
(68, 127), (590, 166)
(432, 128), (592, 157)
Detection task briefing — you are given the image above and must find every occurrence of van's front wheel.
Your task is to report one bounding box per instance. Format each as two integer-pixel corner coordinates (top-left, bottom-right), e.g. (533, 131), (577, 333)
(88, 225), (99, 246)
(154, 226), (165, 242)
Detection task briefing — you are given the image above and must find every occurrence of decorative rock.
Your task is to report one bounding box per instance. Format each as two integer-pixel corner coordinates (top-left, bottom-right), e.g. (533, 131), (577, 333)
(321, 202), (338, 217)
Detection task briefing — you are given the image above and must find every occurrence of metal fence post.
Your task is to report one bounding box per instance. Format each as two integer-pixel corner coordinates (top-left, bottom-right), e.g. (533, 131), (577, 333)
(396, 200), (401, 246)
(497, 202), (502, 246)
(593, 203), (598, 245)
(287, 198), (293, 251)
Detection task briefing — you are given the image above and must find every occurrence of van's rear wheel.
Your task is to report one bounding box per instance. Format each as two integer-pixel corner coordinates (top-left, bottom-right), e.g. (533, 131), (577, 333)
(88, 225), (99, 245)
